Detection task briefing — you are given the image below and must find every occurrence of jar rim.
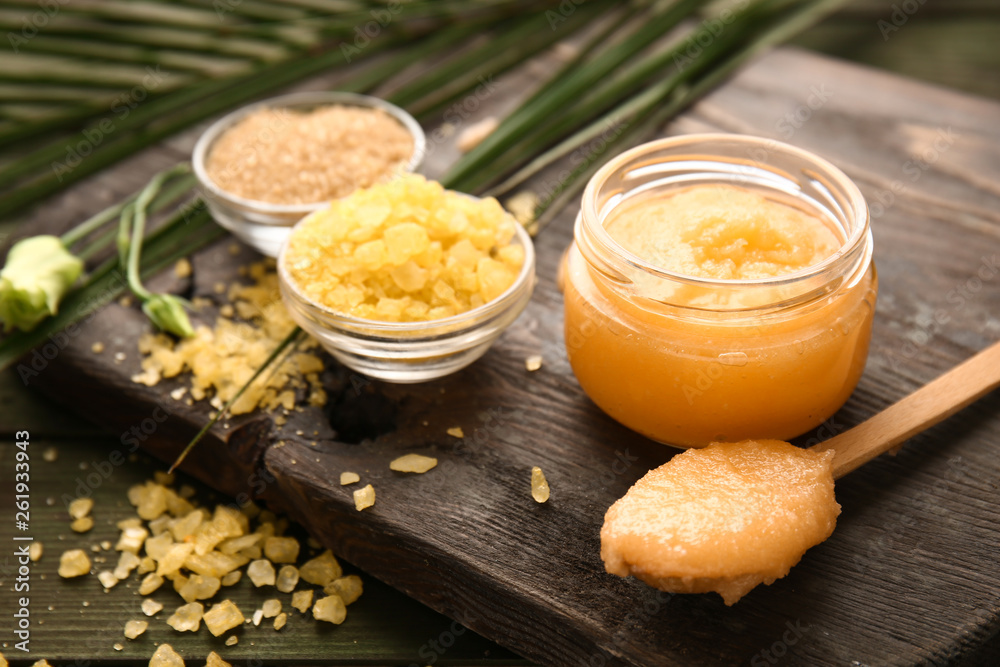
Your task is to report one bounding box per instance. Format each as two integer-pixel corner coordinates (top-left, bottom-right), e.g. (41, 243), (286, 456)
(580, 133), (870, 292)
(192, 91), (426, 216)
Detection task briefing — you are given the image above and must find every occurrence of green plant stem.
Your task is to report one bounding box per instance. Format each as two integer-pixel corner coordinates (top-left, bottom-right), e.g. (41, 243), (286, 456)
(168, 325), (305, 473)
(69, 172), (196, 261)
(530, 0), (853, 233)
(441, 0), (707, 191)
(120, 165), (193, 300)
(0, 203), (221, 372)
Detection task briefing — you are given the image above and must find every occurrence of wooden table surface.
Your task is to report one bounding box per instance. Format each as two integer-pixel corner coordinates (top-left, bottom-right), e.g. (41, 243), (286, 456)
(3, 3), (1000, 666)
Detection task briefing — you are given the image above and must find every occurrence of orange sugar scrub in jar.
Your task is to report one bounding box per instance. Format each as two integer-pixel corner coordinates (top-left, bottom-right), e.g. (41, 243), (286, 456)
(563, 134), (876, 447)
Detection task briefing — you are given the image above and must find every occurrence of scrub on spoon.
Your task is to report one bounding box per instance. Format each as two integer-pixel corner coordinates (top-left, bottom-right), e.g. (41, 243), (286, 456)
(600, 339), (1000, 605)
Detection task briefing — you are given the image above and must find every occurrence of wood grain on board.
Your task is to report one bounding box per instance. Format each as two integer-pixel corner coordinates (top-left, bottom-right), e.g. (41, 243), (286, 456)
(11, 48), (1000, 666)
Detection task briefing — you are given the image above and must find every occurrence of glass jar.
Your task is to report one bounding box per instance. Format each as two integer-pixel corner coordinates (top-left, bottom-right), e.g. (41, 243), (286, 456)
(563, 134), (877, 448)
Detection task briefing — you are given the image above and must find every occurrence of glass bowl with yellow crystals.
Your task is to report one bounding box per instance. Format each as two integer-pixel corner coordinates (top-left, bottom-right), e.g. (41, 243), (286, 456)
(278, 174), (536, 382)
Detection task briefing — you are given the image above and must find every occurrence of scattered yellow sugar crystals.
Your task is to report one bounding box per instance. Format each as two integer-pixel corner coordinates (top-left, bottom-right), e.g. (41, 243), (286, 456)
(525, 354), (543, 372)
(389, 453), (438, 474)
(340, 471), (360, 486)
(447, 426), (464, 438)
(91, 342), (104, 354)
(149, 644), (184, 667)
(225, 636), (238, 646)
(353, 484), (376, 511)
(283, 174), (524, 322)
(42, 446), (58, 462)
(58, 549), (91, 578)
(124, 619), (148, 639)
(132, 260), (326, 416)
(312, 595), (347, 625)
(203, 600), (244, 636)
(531, 466), (550, 504)
(206, 105), (414, 205)
(29, 541), (43, 562)
(274, 612), (288, 630)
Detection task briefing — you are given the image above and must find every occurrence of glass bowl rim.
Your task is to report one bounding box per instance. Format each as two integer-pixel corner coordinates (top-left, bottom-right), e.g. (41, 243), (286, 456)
(277, 206), (536, 335)
(192, 91), (427, 216)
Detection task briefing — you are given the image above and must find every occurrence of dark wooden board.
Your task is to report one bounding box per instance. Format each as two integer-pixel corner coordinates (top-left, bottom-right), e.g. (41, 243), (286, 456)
(10, 48), (1000, 666)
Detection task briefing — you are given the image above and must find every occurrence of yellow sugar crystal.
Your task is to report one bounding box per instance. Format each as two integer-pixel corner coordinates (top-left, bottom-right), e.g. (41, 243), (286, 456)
(291, 589), (313, 613)
(276, 565), (299, 593)
(353, 484), (375, 512)
(298, 550), (342, 586)
(139, 573), (164, 595)
(447, 426), (464, 438)
(184, 551), (248, 578)
(389, 454), (438, 474)
(113, 551), (141, 579)
(261, 599), (281, 618)
(531, 466), (550, 503)
(141, 598), (163, 616)
(247, 559), (276, 587)
(525, 354), (543, 372)
(203, 600), (244, 637)
(274, 612), (287, 630)
(71, 516), (94, 533)
(312, 595), (346, 625)
(178, 574), (221, 602)
(149, 644), (184, 667)
(340, 472), (360, 486)
(221, 570), (242, 587)
(117, 526), (148, 554)
(174, 258), (192, 278)
(58, 549), (90, 578)
(68, 497), (93, 519)
(97, 571), (118, 589)
(263, 536), (299, 564)
(166, 602), (204, 632)
(29, 541), (42, 562)
(156, 543), (194, 576)
(323, 575), (363, 605)
(206, 651), (232, 667)
(124, 620), (148, 639)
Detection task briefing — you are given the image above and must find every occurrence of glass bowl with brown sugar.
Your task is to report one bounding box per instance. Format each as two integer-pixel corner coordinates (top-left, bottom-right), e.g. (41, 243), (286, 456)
(193, 91), (425, 257)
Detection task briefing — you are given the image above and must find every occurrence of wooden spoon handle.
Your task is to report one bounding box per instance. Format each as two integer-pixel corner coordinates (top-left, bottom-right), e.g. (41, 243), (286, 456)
(812, 339), (1000, 480)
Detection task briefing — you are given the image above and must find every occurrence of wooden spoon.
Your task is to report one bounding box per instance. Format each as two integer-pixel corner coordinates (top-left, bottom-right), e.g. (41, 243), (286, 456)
(813, 338), (1000, 479)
